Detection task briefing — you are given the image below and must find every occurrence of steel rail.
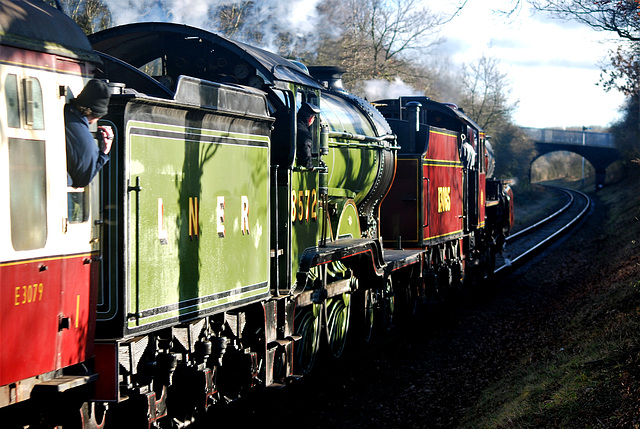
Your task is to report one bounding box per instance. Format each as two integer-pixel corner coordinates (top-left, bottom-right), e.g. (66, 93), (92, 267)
(495, 186), (591, 275)
(506, 187), (573, 243)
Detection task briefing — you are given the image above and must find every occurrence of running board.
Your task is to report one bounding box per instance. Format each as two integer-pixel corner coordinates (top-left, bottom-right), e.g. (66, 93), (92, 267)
(32, 374), (99, 394)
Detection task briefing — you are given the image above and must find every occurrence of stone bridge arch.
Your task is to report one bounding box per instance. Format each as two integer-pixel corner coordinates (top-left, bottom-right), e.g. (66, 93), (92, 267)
(522, 127), (619, 189)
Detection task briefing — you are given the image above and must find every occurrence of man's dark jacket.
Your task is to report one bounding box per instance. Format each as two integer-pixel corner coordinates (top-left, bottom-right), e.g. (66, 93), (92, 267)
(65, 104), (109, 187)
(296, 118), (313, 169)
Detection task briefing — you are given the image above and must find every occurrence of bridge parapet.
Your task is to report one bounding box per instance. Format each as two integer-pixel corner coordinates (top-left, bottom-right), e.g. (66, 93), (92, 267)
(522, 127), (615, 148)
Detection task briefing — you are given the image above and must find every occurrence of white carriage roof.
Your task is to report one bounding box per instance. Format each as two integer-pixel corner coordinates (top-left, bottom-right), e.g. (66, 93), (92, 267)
(0, 0), (100, 63)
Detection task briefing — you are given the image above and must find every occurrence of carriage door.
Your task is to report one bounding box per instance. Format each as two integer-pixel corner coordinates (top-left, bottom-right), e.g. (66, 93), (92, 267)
(2, 74), (61, 383)
(57, 72), (99, 369)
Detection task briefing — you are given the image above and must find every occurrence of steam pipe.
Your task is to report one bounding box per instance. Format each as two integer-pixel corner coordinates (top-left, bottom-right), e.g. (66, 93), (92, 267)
(320, 124), (330, 156)
(327, 131), (397, 144)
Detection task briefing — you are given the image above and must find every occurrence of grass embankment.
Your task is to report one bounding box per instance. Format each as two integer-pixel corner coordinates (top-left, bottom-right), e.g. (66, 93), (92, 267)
(464, 178), (640, 428)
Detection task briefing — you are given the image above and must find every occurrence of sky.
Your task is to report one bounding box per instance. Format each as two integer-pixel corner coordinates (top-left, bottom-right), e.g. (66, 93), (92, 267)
(106, 0), (627, 130)
(433, 1), (627, 129)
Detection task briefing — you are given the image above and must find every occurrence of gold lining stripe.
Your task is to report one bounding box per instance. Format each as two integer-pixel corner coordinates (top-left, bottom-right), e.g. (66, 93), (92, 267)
(0, 253), (93, 268)
(429, 129), (458, 138)
(424, 229), (464, 240)
(423, 159), (463, 168)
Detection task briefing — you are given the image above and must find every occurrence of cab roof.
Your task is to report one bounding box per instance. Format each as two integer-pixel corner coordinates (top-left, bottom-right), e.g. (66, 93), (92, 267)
(89, 22), (323, 90)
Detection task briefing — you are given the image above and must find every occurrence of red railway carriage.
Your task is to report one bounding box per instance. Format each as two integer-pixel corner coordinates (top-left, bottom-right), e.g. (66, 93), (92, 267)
(0, 0), (101, 416)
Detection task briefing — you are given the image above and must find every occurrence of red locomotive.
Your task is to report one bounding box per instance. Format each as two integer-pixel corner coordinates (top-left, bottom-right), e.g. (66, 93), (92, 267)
(375, 96), (514, 294)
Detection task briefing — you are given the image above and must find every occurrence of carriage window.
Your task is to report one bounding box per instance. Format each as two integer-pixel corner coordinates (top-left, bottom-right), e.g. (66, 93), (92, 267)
(5, 74), (20, 128)
(68, 188), (89, 223)
(23, 77), (45, 130)
(9, 138), (47, 250)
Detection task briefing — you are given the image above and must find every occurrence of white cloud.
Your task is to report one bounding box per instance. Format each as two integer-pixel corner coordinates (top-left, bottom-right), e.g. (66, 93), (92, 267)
(508, 64), (622, 128)
(432, 0), (625, 128)
(106, 0), (625, 128)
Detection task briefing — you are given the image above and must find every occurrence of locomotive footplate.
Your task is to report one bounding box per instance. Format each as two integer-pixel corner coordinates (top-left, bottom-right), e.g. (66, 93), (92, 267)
(383, 248), (424, 274)
(295, 238), (386, 294)
(32, 374), (100, 394)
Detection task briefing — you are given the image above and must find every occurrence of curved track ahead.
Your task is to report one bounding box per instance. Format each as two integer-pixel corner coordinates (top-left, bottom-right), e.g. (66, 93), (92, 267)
(495, 185), (592, 275)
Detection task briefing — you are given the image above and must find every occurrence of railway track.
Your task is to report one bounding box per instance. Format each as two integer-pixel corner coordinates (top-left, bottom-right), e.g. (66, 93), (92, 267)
(189, 186), (592, 428)
(494, 185), (592, 275)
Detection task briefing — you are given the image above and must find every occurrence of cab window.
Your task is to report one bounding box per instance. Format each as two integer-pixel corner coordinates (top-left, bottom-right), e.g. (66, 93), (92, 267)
(68, 188), (89, 223)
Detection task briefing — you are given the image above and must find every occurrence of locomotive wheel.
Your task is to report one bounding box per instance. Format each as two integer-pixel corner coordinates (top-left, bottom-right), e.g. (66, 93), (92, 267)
(294, 303), (322, 375)
(404, 280), (422, 321)
(76, 402), (107, 429)
(325, 292), (352, 359)
(165, 366), (217, 428)
(381, 277), (395, 330)
(349, 282), (377, 344)
(32, 397), (107, 429)
(475, 246), (496, 285)
(486, 247), (497, 280)
(361, 288), (376, 342)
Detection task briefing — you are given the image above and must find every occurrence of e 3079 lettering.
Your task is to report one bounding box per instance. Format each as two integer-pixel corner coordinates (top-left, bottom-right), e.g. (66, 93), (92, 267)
(15, 283), (44, 306)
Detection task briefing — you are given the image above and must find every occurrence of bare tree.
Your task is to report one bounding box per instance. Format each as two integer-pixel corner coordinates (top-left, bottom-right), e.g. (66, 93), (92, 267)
(503, 0), (640, 40)
(214, 2), (254, 39)
(51, 0), (112, 34)
(530, 0), (640, 41)
(609, 95), (640, 170)
(459, 55), (518, 133)
(313, 0), (467, 89)
(511, 0), (640, 95)
(456, 54), (532, 186)
(211, 1), (272, 43)
(491, 122), (537, 188)
(600, 43), (640, 95)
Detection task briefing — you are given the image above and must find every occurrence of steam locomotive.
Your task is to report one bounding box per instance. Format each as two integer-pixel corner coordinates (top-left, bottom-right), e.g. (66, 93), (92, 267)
(0, 1), (513, 427)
